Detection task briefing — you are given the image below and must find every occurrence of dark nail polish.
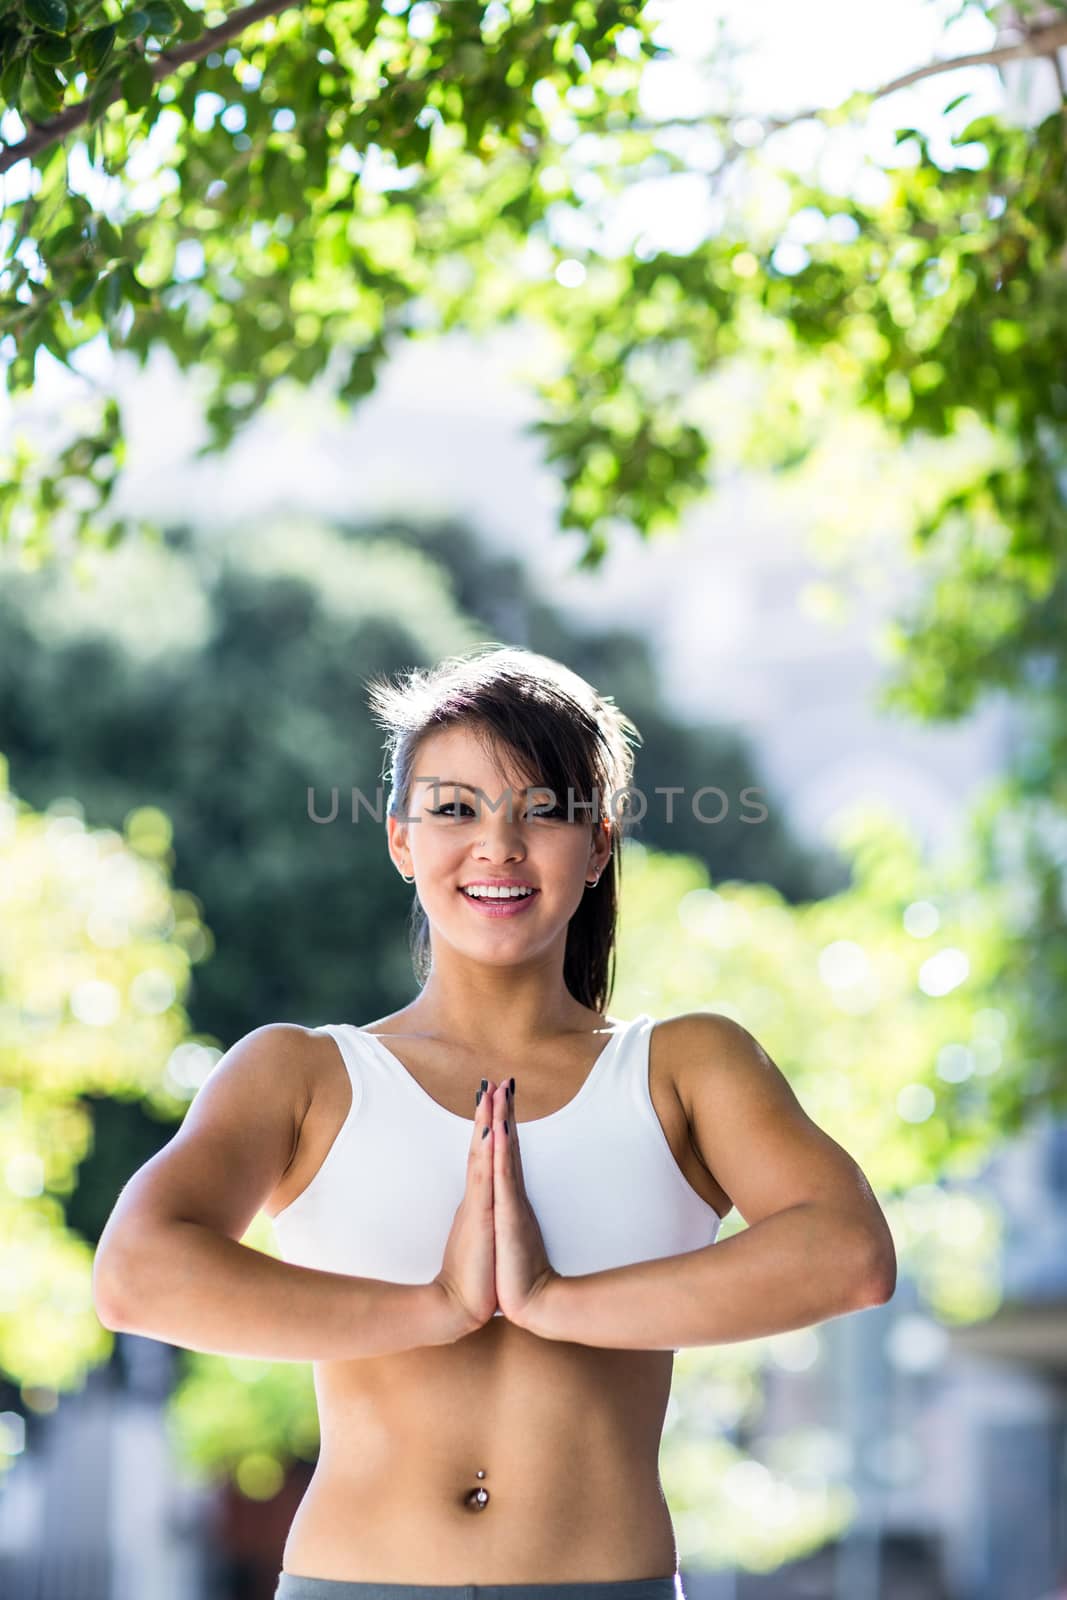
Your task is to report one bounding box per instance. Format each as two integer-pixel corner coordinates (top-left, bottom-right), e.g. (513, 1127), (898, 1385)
(476, 1088), (483, 1108)
(480, 1078), (488, 1091)
(509, 1076), (516, 1097)
(504, 1118), (509, 1134)
(482, 1125), (490, 1139)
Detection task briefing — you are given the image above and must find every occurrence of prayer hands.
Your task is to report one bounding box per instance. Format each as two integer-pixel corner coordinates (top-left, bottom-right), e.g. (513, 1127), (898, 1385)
(489, 1078), (560, 1326)
(432, 1077), (559, 1337)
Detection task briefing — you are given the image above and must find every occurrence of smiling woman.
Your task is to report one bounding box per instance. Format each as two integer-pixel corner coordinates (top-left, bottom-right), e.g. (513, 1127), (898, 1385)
(368, 645), (642, 1015)
(91, 643), (893, 1600)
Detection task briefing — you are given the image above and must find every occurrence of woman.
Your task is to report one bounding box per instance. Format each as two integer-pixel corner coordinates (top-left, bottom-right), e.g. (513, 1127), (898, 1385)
(93, 645), (895, 1600)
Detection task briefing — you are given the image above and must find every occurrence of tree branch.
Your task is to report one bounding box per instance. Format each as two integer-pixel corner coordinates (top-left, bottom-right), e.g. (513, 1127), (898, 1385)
(0, 0), (307, 176)
(1, 8), (1064, 184)
(837, 16), (1067, 104)
(627, 17), (1067, 148)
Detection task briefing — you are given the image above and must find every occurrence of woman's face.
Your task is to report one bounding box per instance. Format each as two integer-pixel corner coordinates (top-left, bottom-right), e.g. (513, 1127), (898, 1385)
(387, 721), (612, 963)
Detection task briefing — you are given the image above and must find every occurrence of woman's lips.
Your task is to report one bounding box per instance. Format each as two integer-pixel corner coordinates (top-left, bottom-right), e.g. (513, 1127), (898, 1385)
(457, 888), (540, 918)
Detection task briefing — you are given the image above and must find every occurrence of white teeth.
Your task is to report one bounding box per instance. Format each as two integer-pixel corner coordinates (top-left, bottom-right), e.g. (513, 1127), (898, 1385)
(462, 886), (535, 899)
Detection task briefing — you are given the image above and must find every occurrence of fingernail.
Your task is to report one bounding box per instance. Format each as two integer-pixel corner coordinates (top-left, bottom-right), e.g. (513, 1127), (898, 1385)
(482, 1125), (490, 1139)
(480, 1078), (488, 1091)
(509, 1076), (516, 1097)
(475, 1088), (483, 1108)
(503, 1118), (509, 1135)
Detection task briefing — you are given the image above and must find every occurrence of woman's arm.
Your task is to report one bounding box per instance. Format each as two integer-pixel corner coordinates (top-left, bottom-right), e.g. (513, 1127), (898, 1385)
(517, 1202), (889, 1349)
(92, 1023), (469, 1359)
(517, 1011), (895, 1349)
(95, 1221), (462, 1360)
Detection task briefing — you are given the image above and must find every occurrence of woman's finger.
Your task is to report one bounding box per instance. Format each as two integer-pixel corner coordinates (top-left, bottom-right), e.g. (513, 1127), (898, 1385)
(507, 1077), (526, 1192)
(493, 1081), (509, 1175)
(472, 1079), (495, 1204)
(476, 1077), (495, 1140)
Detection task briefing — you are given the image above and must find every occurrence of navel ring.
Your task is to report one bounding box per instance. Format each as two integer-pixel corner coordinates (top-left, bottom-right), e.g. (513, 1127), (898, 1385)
(464, 1468), (489, 1509)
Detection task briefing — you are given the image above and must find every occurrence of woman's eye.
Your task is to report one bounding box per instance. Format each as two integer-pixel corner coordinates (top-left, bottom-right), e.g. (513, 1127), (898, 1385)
(429, 800), (566, 820)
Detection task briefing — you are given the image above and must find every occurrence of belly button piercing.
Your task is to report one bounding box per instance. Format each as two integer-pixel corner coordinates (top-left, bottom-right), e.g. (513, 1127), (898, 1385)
(464, 1469), (489, 1509)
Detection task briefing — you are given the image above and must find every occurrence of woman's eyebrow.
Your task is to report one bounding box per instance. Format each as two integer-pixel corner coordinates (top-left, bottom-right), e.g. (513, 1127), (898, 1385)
(420, 779), (539, 792)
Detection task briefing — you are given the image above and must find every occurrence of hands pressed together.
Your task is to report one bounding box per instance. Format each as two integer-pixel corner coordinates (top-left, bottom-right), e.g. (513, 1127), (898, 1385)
(433, 1076), (560, 1337)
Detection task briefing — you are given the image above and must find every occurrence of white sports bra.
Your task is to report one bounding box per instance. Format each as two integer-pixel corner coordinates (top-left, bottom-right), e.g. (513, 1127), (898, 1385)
(271, 1012), (721, 1332)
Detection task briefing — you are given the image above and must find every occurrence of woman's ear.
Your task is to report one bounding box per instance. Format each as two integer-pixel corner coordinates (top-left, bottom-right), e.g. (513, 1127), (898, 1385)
(591, 817), (613, 876)
(386, 812), (411, 876)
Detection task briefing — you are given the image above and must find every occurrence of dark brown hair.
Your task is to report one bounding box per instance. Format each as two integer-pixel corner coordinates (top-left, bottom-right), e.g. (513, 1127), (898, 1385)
(364, 645), (642, 1014)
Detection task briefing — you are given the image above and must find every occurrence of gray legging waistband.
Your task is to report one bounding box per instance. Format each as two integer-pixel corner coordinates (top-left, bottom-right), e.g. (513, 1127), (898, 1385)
(274, 1575), (683, 1600)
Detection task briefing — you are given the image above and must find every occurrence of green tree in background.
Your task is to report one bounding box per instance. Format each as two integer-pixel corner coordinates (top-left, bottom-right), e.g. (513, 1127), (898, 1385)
(0, 751), (206, 1430)
(1, 0), (1064, 585)
(1, 509), (824, 1059)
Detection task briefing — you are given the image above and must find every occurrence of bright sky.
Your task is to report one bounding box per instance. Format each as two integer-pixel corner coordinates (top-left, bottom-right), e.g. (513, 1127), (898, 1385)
(0, 0), (1035, 412)
(606, 0), (1010, 254)
(647, 0), (998, 119)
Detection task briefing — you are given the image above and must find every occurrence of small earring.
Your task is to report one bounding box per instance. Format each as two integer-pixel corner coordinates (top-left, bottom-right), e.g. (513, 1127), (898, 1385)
(400, 869), (415, 884)
(586, 873), (600, 887)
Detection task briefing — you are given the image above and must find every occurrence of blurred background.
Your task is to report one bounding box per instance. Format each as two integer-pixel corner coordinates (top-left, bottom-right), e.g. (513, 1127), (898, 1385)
(2, 0), (1066, 1596)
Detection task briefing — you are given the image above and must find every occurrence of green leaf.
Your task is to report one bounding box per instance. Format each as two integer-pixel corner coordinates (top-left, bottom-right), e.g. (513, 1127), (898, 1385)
(120, 261), (152, 304)
(142, 0), (179, 37)
(29, 54), (64, 108)
(75, 21), (116, 77)
(953, 114), (1001, 147)
(94, 269), (123, 319)
(115, 7), (149, 42)
(25, 0), (69, 35)
(86, 59), (121, 121)
(942, 92), (972, 116)
(169, 0), (203, 40)
(47, 220), (85, 256)
(38, 302), (74, 365)
(33, 34), (76, 63)
(95, 216), (122, 258)
(120, 51), (152, 107)
(0, 49), (27, 107)
(68, 268), (98, 307)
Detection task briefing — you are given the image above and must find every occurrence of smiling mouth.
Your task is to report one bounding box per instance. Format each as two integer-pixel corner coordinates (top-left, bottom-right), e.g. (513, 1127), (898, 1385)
(457, 887), (541, 915)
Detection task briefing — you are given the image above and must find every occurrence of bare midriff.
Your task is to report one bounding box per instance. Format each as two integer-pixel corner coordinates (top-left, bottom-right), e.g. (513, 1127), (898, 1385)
(281, 1326), (678, 1583)
(272, 1012), (732, 1585)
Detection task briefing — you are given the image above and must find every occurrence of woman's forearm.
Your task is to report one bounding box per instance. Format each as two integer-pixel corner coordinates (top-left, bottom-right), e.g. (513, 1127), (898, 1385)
(519, 1203), (894, 1350)
(92, 1220), (464, 1361)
